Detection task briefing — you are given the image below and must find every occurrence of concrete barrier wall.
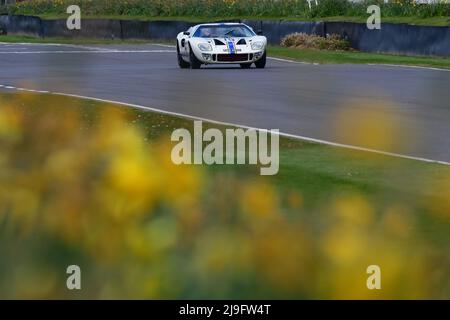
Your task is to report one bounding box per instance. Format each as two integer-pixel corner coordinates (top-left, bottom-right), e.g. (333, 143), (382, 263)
(325, 22), (450, 57)
(147, 21), (194, 40)
(42, 19), (122, 39)
(2, 14), (42, 37)
(243, 20), (325, 44)
(1, 14), (449, 57)
(120, 20), (151, 39)
(0, 15), (8, 34)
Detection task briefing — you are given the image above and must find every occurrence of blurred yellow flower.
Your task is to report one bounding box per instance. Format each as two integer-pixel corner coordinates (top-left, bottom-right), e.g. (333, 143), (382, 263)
(240, 180), (279, 218)
(334, 99), (409, 152)
(332, 193), (374, 227)
(382, 204), (414, 238)
(0, 93), (448, 299)
(0, 104), (23, 142)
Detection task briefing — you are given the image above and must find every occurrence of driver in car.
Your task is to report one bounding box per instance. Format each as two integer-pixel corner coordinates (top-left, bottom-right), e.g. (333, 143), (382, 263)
(200, 28), (212, 37)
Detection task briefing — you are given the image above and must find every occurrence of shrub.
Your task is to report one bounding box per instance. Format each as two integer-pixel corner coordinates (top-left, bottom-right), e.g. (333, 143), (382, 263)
(281, 32), (351, 51)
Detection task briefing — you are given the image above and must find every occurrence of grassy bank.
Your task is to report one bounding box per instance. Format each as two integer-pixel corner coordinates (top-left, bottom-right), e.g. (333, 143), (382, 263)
(0, 91), (449, 298)
(269, 45), (450, 69)
(2, 0), (449, 26)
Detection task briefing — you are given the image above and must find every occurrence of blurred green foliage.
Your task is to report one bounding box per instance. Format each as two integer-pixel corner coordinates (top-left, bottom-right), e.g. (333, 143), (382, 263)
(4, 0), (450, 20)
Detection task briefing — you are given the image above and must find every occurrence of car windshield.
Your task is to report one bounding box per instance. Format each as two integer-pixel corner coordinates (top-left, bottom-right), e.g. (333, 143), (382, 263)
(193, 25), (255, 38)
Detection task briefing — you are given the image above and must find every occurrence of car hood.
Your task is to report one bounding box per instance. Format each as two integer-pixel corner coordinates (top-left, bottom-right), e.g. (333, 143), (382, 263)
(190, 36), (267, 54)
(191, 36), (266, 45)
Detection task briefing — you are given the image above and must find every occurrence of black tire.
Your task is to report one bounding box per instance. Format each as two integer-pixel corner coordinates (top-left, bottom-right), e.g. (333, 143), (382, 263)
(189, 44), (202, 69)
(177, 44), (190, 69)
(240, 63), (252, 69)
(254, 51), (267, 69)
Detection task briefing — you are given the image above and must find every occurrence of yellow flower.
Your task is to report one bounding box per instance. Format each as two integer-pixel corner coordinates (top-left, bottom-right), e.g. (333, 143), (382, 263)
(333, 98), (409, 152)
(240, 180), (279, 218)
(332, 193), (374, 227)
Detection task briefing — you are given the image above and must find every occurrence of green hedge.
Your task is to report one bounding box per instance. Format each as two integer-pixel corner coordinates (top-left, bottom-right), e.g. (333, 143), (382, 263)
(3, 0), (450, 19)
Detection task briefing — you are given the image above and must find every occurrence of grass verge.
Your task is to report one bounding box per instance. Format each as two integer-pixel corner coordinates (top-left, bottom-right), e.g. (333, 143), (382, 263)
(268, 45), (450, 69)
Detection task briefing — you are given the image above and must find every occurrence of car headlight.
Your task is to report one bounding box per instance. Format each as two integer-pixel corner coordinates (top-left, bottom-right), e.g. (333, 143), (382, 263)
(251, 41), (265, 50)
(198, 43), (212, 51)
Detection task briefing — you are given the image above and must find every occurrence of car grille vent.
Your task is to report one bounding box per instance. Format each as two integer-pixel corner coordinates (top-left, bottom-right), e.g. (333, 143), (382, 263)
(214, 39), (226, 45)
(217, 54), (249, 62)
(236, 39), (246, 45)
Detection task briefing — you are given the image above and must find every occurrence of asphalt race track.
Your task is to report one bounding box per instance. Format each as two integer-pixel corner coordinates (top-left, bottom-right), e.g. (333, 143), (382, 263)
(0, 42), (449, 163)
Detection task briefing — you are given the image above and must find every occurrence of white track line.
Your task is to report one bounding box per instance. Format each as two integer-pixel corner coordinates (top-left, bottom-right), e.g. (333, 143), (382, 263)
(153, 43), (177, 48)
(367, 63), (450, 72)
(15, 87), (50, 93)
(269, 58), (449, 72)
(268, 56), (318, 65)
(1, 84), (448, 166)
(0, 42), (110, 51)
(0, 49), (175, 54)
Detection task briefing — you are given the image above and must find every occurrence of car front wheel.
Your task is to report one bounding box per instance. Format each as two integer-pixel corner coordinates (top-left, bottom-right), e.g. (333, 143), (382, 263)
(254, 51), (267, 69)
(189, 45), (202, 69)
(177, 44), (190, 69)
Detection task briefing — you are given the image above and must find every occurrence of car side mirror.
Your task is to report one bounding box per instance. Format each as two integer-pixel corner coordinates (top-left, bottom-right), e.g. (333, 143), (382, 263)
(183, 31), (190, 36)
(257, 30), (263, 35)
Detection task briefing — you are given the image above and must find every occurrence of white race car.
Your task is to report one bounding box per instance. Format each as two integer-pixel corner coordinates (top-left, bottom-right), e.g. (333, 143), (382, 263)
(176, 23), (267, 69)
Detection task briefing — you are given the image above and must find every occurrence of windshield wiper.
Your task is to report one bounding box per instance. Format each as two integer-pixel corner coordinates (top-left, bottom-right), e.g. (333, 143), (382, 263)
(223, 29), (235, 37)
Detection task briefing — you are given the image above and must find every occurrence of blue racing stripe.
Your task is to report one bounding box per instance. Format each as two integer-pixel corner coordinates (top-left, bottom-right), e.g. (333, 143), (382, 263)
(227, 41), (236, 55)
